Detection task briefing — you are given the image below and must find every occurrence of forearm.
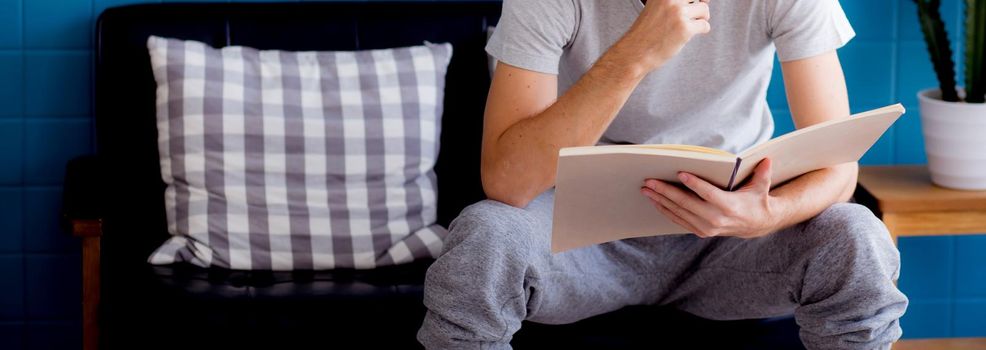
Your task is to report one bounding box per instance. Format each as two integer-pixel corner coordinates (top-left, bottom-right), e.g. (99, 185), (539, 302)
(483, 0), (712, 207)
(483, 46), (647, 207)
(769, 162), (858, 229)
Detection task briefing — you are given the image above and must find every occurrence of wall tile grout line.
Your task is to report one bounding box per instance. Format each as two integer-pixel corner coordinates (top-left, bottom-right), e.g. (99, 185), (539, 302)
(951, 236), (959, 336)
(906, 296), (986, 303)
(0, 185), (66, 190)
(19, 49), (91, 53)
(91, 0), (98, 158)
(890, 0), (899, 164)
(0, 253), (82, 258)
(19, 0), (27, 338)
(23, 117), (94, 123)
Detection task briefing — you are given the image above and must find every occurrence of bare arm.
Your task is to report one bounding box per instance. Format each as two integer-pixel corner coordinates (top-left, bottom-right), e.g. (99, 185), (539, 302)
(482, 0), (712, 208)
(640, 50), (857, 238)
(769, 50), (857, 228)
(481, 56), (642, 207)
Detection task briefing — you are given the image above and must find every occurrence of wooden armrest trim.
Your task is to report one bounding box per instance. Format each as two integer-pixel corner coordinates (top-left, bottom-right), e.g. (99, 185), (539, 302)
(81, 236), (100, 350)
(72, 219), (103, 237)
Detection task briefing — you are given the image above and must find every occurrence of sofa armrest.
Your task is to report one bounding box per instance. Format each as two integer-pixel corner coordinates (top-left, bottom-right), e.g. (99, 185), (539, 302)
(61, 155), (104, 350)
(62, 155), (105, 237)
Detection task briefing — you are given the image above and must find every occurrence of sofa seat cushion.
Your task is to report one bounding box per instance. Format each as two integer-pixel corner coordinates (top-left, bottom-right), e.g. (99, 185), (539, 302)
(148, 259), (431, 300)
(98, 261), (802, 349)
(100, 260), (432, 349)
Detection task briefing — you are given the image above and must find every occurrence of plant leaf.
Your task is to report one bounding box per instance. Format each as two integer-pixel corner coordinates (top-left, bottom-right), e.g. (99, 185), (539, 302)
(966, 0), (986, 102)
(916, 0), (960, 102)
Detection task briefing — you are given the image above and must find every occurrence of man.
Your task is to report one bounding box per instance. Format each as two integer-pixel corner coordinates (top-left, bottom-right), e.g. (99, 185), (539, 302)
(418, 0), (908, 349)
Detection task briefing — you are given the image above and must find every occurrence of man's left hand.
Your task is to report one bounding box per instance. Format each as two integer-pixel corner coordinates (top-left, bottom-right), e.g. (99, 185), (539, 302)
(640, 158), (785, 239)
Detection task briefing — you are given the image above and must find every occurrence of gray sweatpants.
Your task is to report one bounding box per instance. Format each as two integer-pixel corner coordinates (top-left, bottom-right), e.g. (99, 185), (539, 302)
(418, 190), (908, 350)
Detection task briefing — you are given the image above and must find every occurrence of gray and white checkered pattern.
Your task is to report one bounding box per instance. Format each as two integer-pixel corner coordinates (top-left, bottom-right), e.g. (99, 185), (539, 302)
(146, 36), (452, 270)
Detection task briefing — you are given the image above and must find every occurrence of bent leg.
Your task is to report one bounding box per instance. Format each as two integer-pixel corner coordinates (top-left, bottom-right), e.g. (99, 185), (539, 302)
(417, 191), (666, 349)
(658, 203), (907, 350)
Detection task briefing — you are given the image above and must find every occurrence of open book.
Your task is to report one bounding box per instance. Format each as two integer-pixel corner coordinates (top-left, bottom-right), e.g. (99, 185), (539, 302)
(551, 104), (905, 252)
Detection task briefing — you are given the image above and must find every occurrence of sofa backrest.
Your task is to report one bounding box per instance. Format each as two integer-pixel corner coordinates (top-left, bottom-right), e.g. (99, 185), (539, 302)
(95, 2), (500, 268)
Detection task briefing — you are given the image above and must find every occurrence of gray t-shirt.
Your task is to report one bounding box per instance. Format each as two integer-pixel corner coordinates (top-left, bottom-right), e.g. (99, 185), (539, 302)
(486, 0), (855, 153)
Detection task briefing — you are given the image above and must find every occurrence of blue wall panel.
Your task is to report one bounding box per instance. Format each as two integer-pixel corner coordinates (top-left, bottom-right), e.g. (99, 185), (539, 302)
(0, 53), (23, 117)
(24, 52), (91, 117)
(0, 323), (25, 349)
(840, 41), (897, 110)
(23, 0), (92, 49)
(24, 255), (80, 321)
(954, 301), (986, 337)
(0, 121), (23, 185)
(766, 57), (787, 110)
(0, 189), (23, 254)
(0, 0), (980, 348)
(24, 321), (80, 350)
(0, 256), (25, 321)
(0, 0), (23, 49)
(955, 236), (986, 299)
(901, 300), (953, 338)
(23, 119), (92, 185)
(23, 188), (80, 254)
(899, 237), (955, 300)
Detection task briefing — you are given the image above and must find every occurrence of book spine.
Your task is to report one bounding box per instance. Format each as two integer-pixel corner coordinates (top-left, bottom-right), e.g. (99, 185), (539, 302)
(726, 157), (742, 191)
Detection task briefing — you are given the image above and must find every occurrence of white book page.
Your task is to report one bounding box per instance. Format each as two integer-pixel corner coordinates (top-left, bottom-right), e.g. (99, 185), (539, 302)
(734, 104), (905, 188)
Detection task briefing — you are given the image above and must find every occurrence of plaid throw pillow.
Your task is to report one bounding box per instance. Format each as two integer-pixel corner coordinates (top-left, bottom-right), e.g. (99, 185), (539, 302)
(146, 36), (452, 270)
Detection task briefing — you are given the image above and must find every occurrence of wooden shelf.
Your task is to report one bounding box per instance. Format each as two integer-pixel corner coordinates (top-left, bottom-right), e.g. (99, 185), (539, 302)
(857, 166), (986, 237)
(858, 166), (986, 213)
(894, 337), (986, 350)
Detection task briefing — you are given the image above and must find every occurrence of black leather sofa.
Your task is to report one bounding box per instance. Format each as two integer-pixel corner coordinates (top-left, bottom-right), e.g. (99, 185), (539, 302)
(62, 2), (804, 349)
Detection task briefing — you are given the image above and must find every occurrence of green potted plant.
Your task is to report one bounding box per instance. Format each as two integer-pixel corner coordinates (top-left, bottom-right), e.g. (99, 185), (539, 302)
(915, 0), (986, 190)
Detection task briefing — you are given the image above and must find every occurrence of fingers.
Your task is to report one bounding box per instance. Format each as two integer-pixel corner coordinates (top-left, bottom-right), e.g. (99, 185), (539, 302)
(656, 203), (705, 237)
(741, 158), (773, 192)
(683, 1), (711, 34)
(683, 1), (710, 21)
(644, 179), (716, 218)
(676, 172), (723, 205)
(689, 19), (711, 34)
(754, 158), (773, 187)
(641, 187), (711, 231)
(642, 189), (706, 236)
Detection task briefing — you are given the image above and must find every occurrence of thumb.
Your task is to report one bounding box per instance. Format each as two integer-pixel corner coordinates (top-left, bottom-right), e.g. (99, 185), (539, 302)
(743, 158), (772, 192)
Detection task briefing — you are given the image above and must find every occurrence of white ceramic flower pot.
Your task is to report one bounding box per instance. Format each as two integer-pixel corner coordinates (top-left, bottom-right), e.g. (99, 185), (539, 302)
(917, 88), (986, 190)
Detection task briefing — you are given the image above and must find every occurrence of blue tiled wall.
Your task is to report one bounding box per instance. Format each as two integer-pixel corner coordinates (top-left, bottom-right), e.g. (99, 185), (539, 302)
(0, 0), (981, 348)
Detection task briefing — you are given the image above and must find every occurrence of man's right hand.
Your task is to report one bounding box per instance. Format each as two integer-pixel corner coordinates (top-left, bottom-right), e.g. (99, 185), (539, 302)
(612, 0), (711, 75)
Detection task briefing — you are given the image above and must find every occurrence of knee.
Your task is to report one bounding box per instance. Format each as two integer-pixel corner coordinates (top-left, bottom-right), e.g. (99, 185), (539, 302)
(442, 199), (547, 256)
(802, 203), (900, 276)
(812, 203), (886, 235)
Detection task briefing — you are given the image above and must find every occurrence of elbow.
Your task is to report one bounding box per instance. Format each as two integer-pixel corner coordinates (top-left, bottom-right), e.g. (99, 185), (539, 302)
(838, 187), (855, 204)
(481, 165), (538, 208)
(487, 193), (535, 209)
(839, 162), (859, 203)
(482, 177), (536, 208)
(480, 144), (553, 208)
